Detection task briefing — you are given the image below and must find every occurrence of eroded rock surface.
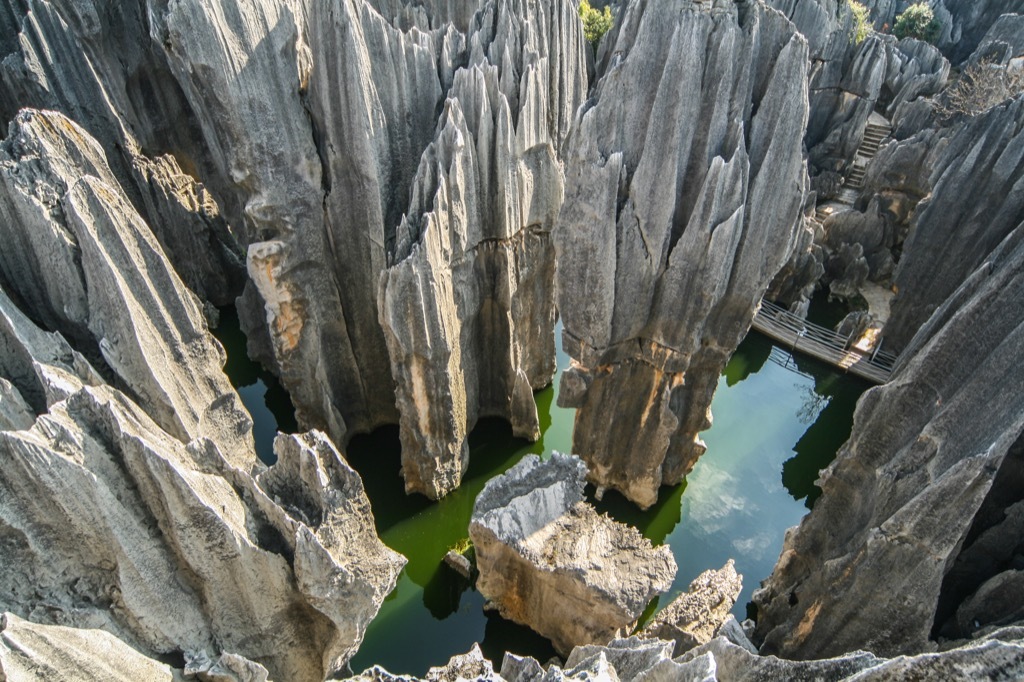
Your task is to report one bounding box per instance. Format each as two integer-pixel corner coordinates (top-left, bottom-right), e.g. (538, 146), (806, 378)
(642, 560), (743, 657)
(0, 110), (404, 682)
(753, 220), (1024, 658)
(377, 0), (586, 498)
(0, 109), (255, 468)
(346, 627), (1024, 681)
(0, 375), (404, 681)
(883, 95), (1024, 350)
(556, 0), (810, 507)
(146, 0), (586, 501)
(470, 453), (676, 655)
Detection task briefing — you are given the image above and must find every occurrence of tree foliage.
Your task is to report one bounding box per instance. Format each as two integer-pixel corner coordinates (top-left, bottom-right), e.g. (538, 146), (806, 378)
(848, 0), (872, 45)
(579, 0), (613, 49)
(893, 3), (941, 43)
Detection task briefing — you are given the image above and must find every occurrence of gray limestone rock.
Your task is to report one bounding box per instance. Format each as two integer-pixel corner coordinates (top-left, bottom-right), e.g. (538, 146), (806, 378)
(885, 95), (1024, 351)
(344, 628), (1024, 681)
(0, 378), (33, 431)
(0, 378), (404, 681)
(378, 0), (586, 496)
(556, 0), (810, 507)
(968, 14), (1024, 67)
(1, 0), (248, 306)
(469, 453), (677, 655)
(0, 612), (186, 682)
(754, 221), (1024, 658)
(149, 0), (586, 489)
(642, 561), (744, 656)
(0, 109), (256, 469)
(808, 34), (947, 174)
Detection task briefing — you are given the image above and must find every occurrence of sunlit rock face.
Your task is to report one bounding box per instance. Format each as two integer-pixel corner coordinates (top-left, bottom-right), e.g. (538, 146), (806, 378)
(556, 0), (810, 508)
(377, 0), (587, 499)
(754, 222), (1024, 659)
(0, 110), (404, 682)
(0, 109), (255, 469)
(469, 454), (677, 655)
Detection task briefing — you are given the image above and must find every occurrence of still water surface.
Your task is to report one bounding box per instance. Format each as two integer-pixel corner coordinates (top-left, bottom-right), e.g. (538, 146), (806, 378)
(214, 309), (869, 676)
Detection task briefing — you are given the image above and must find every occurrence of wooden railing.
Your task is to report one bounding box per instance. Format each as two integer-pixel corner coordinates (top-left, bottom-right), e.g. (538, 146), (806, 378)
(751, 300), (897, 384)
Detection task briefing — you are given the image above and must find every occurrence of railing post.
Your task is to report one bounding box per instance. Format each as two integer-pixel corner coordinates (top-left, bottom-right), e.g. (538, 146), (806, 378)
(870, 337), (883, 363)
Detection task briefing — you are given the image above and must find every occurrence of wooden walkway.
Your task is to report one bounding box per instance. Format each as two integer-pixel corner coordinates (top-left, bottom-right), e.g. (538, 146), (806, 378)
(751, 300), (897, 384)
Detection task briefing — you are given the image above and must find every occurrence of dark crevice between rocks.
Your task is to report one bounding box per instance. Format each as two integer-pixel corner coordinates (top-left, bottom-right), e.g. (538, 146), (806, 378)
(932, 426), (1024, 639)
(212, 305), (297, 466)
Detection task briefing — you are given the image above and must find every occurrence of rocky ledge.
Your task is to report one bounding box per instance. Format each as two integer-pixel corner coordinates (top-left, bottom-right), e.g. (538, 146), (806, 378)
(469, 453), (676, 655)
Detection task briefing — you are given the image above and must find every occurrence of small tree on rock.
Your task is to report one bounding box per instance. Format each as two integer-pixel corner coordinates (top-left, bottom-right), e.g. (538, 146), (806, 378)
(893, 3), (941, 44)
(579, 0), (613, 49)
(935, 59), (1024, 123)
(848, 0), (873, 45)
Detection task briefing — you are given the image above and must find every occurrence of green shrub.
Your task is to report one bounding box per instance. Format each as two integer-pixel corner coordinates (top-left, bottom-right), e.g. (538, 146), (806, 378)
(579, 0), (613, 48)
(848, 0), (872, 45)
(893, 3), (941, 43)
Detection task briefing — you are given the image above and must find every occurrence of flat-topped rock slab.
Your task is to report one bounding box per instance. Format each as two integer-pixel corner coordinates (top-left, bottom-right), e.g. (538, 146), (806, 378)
(470, 453), (677, 655)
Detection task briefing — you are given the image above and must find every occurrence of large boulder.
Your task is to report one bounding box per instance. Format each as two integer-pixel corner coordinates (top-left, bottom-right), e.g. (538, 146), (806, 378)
(469, 454), (677, 655)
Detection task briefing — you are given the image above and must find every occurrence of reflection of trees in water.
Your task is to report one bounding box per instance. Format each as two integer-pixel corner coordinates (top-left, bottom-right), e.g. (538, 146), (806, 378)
(797, 384), (829, 424)
(782, 354), (869, 509)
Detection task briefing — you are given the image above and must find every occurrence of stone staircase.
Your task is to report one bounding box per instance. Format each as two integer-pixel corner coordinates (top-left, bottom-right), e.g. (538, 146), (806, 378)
(842, 120), (891, 196)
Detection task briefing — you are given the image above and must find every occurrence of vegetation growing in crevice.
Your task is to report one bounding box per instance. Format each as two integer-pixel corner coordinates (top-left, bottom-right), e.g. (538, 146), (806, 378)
(579, 0), (613, 49)
(847, 0), (873, 45)
(893, 3), (941, 43)
(936, 59), (1024, 123)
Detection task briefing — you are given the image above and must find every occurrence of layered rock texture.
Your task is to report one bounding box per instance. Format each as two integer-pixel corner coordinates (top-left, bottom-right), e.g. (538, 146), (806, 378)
(881, 94), (1024, 350)
(0, 613), (271, 682)
(3, 0), (586, 499)
(753, 220), (1024, 658)
(556, 0), (810, 507)
(641, 560), (743, 657)
(469, 454), (677, 655)
(345, 628), (1024, 681)
(0, 110), (404, 681)
(376, 0), (586, 497)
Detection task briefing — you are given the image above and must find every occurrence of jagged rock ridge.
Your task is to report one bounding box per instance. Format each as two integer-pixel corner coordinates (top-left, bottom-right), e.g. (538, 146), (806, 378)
(0, 110), (405, 682)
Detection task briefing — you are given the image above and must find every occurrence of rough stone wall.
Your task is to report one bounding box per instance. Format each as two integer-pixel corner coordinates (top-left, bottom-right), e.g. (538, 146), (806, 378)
(753, 220), (1024, 658)
(556, 0), (810, 508)
(880, 95), (1024, 350)
(379, 0), (585, 498)
(143, 0), (586, 495)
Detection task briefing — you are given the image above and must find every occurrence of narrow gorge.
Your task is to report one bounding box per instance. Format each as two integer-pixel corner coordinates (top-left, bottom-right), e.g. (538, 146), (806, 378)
(1, 0), (1024, 680)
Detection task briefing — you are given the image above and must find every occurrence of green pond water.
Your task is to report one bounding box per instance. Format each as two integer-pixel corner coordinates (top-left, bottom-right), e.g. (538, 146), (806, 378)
(213, 303), (869, 676)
